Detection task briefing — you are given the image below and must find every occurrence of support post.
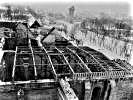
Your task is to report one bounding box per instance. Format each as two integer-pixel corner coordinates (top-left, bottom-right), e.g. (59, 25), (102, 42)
(108, 80), (117, 100)
(84, 81), (92, 100)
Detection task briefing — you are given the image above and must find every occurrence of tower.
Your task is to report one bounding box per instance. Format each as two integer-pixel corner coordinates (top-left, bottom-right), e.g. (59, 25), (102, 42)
(69, 6), (75, 23)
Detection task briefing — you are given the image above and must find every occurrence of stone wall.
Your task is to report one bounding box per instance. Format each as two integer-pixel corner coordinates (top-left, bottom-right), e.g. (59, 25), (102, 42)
(69, 81), (85, 100)
(84, 80), (133, 100)
(109, 79), (133, 100)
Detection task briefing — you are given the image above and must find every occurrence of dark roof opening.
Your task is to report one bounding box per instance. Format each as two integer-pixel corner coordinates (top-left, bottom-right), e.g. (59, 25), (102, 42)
(30, 20), (41, 28)
(0, 22), (17, 31)
(0, 21), (28, 31)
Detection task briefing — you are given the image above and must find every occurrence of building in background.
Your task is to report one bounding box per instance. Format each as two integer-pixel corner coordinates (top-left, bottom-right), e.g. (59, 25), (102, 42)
(68, 6), (75, 23)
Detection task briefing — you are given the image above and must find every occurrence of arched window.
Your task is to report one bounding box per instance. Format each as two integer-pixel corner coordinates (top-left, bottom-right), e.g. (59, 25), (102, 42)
(91, 87), (102, 100)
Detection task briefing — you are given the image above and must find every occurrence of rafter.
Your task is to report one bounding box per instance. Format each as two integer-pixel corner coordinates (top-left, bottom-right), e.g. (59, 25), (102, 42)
(12, 46), (17, 80)
(42, 46), (57, 78)
(29, 39), (37, 79)
(54, 46), (75, 74)
(72, 46), (107, 71)
(66, 47), (91, 73)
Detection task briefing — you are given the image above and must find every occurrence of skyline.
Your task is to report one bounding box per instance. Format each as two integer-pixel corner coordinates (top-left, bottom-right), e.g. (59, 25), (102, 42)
(1, 1), (131, 18)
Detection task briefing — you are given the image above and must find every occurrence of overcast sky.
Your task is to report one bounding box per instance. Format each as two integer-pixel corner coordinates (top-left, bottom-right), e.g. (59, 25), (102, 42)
(2, 1), (131, 18)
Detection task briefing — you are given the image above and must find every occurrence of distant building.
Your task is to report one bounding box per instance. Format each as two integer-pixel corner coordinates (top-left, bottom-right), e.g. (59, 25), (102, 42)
(68, 6), (75, 23)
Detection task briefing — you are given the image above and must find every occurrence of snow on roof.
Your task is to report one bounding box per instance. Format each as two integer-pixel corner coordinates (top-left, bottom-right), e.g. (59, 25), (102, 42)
(28, 16), (36, 27)
(28, 16), (41, 28)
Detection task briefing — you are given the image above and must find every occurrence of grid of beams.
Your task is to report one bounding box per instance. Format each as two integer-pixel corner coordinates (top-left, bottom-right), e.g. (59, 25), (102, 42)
(11, 39), (133, 81)
(66, 47), (91, 73)
(13, 46), (35, 81)
(42, 46), (57, 79)
(43, 46), (74, 78)
(79, 46), (126, 71)
(12, 45), (57, 81)
(67, 46), (106, 72)
(54, 46), (75, 74)
(55, 46), (91, 73)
